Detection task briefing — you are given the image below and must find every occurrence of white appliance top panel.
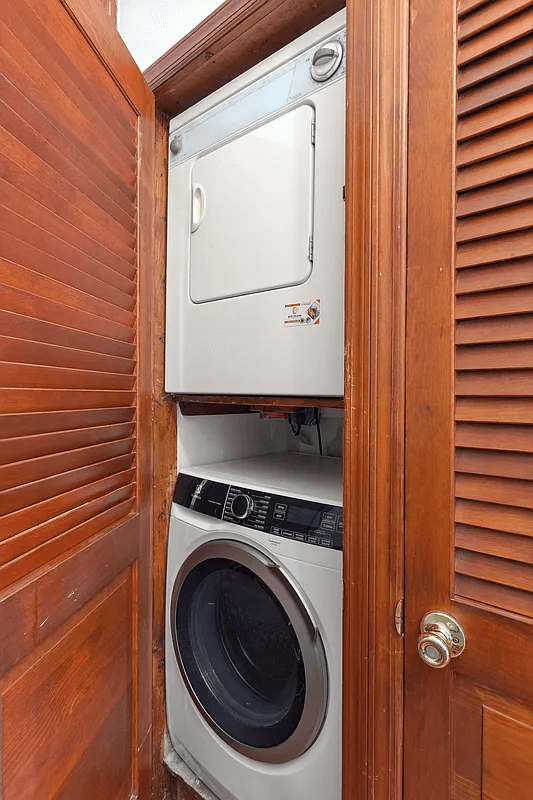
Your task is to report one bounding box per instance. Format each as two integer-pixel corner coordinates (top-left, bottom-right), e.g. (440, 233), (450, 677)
(189, 105), (314, 303)
(168, 26), (346, 166)
(181, 452), (343, 506)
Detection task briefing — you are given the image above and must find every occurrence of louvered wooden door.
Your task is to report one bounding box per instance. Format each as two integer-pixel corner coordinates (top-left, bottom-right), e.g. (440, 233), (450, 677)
(404, 0), (533, 797)
(0, 1), (154, 797)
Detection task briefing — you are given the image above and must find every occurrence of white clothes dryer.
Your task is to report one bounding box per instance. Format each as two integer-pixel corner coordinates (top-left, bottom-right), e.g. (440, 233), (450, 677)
(165, 11), (346, 396)
(165, 453), (342, 800)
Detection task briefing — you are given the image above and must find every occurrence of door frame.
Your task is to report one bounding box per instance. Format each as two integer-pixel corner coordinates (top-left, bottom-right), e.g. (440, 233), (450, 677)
(343, 1), (408, 799)
(148, 1), (410, 797)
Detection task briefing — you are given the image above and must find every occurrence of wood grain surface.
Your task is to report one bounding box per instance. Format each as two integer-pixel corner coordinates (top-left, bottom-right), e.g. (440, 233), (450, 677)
(146, 0), (345, 118)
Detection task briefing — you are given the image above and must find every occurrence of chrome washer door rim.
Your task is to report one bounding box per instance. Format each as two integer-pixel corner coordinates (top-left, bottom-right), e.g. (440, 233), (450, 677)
(170, 539), (329, 764)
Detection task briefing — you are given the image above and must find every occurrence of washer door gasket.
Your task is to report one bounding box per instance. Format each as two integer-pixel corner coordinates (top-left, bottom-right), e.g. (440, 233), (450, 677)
(170, 539), (329, 763)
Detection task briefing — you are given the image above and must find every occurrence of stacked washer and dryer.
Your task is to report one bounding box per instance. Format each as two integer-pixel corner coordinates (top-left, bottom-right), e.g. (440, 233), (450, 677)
(165, 10), (346, 800)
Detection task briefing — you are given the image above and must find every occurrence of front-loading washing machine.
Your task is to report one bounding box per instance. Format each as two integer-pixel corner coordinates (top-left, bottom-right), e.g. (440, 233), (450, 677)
(165, 452), (342, 800)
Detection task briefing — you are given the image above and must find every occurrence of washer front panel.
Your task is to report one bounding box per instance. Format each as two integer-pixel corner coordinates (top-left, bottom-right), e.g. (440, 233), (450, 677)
(170, 539), (329, 763)
(173, 472), (343, 551)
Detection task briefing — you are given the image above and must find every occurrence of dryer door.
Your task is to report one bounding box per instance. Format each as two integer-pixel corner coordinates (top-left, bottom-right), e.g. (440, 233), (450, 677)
(170, 539), (328, 763)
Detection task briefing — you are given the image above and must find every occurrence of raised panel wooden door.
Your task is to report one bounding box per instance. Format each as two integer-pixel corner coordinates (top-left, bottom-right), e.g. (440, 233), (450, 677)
(404, 1), (533, 798)
(0, 0), (154, 797)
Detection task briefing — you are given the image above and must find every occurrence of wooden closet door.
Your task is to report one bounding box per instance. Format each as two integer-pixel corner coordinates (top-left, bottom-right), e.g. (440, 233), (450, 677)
(404, 1), (533, 797)
(0, 1), (154, 798)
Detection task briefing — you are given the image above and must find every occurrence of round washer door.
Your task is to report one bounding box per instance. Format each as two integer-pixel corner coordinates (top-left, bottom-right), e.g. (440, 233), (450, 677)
(170, 539), (329, 763)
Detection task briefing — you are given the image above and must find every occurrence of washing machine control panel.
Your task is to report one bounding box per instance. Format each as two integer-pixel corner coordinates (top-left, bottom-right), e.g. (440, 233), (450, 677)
(174, 473), (343, 551)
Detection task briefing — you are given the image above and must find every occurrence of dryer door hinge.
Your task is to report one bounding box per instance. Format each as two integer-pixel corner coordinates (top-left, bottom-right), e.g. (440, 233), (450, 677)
(308, 237), (314, 262)
(394, 598), (404, 636)
(311, 121), (316, 145)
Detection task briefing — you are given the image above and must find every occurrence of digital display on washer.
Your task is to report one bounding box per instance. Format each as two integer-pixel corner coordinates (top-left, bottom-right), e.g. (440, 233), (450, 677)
(173, 472), (342, 550)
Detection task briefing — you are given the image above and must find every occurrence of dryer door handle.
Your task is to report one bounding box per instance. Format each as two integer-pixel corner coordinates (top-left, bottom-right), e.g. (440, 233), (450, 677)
(191, 184), (206, 232)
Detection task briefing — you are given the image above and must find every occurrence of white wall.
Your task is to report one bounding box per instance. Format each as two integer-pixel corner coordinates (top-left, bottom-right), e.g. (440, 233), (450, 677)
(177, 412), (289, 471)
(117, 0), (224, 72)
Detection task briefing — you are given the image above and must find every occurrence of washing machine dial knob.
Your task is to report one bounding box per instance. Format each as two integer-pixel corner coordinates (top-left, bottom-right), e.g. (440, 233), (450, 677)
(230, 493), (254, 519)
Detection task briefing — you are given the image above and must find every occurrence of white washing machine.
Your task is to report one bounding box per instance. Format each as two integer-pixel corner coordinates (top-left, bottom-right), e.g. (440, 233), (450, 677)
(165, 453), (342, 800)
(165, 11), (346, 396)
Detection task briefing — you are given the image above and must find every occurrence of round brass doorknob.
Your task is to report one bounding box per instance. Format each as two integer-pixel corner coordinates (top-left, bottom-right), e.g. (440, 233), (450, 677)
(417, 612), (466, 669)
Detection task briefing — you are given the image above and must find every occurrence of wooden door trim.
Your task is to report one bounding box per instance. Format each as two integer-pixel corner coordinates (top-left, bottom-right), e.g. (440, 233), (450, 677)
(144, 0), (345, 118)
(343, 1), (408, 798)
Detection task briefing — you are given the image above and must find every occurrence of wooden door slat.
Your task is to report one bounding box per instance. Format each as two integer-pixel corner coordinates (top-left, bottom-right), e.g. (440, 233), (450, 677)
(458, 0), (492, 16)
(0, 284), (135, 343)
(458, 64), (533, 117)
(456, 397), (533, 424)
(456, 229), (533, 268)
(0, 362), (135, 392)
(458, 9), (533, 66)
(0, 206), (135, 291)
(458, 119), (533, 167)
(0, 423), (135, 465)
(456, 524), (533, 565)
(0, 97), (136, 232)
(456, 497), (533, 535)
(0, 126), (136, 249)
(456, 369), (533, 395)
(458, 0), (533, 42)
(457, 175), (533, 218)
(0, 18), (137, 177)
(0, 228), (135, 306)
(458, 38), (533, 91)
(456, 472), (533, 508)
(0, 311), (135, 360)
(0, 455), (136, 516)
(0, 496), (135, 590)
(456, 285), (533, 318)
(457, 146), (533, 190)
(457, 201), (533, 242)
(0, 74), (136, 217)
(456, 447), (533, 478)
(458, 93), (533, 141)
(0, 389), (136, 414)
(455, 573), (533, 616)
(0, 178), (136, 276)
(26, 0), (137, 135)
(0, 470), (135, 540)
(0, 442), (135, 492)
(456, 257), (533, 294)
(0, 407), (134, 439)
(456, 314), (533, 344)
(456, 342), (533, 370)
(456, 548), (533, 593)
(0, 337), (135, 374)
(456, 421), (533, 451)
(0, 262), (136, 327)
(0, 150), (136, 262)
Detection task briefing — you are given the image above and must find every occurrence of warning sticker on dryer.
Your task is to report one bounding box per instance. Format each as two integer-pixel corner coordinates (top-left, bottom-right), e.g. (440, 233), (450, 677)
(284, 300), (321, 326)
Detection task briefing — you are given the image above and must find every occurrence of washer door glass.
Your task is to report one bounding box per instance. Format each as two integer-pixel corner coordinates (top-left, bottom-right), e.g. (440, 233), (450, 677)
(171, 542), (328, 762)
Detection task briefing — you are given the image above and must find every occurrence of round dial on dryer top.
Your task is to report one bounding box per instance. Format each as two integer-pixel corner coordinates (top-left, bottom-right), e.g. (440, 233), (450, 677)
(310, 40), (344, 82)
(230, 493), (254, 519)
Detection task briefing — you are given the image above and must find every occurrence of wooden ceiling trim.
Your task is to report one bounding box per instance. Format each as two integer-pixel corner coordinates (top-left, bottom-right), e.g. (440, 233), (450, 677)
(145, 0), (345, 117)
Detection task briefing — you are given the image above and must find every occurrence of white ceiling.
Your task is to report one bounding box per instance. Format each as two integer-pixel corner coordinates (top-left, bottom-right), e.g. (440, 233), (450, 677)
(117, 0), (225, 72)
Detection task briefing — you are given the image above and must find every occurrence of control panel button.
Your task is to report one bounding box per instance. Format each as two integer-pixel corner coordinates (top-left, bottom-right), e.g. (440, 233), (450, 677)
(273, 511), (286, 521)
(322, 512), (337, 523)
(337, 518), (343, 532)
(295, 533), (306, 542)
(308, 536), (318, 544)
(282, 530), (294, 538)
(320, 521), (336, 532)
(275, 503), (287, 512)
(270, 526), (281, 536)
